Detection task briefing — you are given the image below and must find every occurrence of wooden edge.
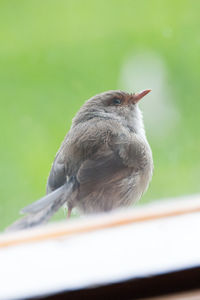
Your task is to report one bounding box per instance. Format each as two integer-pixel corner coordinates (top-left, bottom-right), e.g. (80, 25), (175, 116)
(0, 195), (200, 249)
(142, 289), (200, 300)
(27, 267), (200, 300)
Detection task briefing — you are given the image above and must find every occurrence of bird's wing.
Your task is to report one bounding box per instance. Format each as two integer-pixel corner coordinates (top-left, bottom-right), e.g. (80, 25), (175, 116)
(47, 119), (148, 194)
(76, 148), (133, 199)
(47, 143), (67, 193)
(47, 159), (66, 192)
(47, 119), (122, 194)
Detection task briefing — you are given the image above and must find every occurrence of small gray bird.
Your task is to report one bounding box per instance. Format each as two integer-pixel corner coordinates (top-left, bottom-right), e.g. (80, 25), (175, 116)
(8, 90), (153, 230)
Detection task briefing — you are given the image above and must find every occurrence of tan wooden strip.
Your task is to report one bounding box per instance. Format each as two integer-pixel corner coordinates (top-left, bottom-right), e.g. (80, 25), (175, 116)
(142, 289), (200, 299)
(0, 195), (200, 248)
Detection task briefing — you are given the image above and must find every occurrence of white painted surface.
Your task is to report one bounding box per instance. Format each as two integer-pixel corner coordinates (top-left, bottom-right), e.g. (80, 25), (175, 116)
(0, 203), (200, 299)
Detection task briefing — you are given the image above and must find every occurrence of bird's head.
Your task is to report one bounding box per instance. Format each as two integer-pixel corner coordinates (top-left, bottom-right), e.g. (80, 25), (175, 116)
(73, 90), (151, 135)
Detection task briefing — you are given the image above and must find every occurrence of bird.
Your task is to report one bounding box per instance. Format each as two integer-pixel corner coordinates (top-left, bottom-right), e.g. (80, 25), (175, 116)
(8, 90), (153, 231)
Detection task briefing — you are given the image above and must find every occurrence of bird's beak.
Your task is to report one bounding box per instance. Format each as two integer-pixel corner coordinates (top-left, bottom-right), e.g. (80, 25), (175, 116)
(131, 89), (151, 103)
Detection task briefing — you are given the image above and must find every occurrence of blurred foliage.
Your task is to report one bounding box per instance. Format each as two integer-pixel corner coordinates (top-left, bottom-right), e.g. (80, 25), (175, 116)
(0, 0), (200, 230)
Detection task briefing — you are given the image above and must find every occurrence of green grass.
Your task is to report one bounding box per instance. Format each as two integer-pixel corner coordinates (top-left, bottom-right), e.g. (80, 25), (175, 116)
(0, 0), (200, 230)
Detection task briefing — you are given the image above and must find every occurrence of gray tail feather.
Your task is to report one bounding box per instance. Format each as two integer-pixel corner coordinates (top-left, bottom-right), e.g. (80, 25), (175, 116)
(6, 181), (74, 232)
(21, 185), (65, 214)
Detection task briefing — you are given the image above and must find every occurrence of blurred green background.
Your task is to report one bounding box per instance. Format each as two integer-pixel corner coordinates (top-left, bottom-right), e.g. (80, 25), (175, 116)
(0, 0), (200, 231)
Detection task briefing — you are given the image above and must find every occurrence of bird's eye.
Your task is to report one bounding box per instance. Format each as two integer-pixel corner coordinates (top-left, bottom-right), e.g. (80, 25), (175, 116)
(112, 98), (121, 105)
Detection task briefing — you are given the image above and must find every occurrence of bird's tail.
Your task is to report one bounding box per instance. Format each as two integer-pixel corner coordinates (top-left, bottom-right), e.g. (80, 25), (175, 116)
(6, 181), (74, 232)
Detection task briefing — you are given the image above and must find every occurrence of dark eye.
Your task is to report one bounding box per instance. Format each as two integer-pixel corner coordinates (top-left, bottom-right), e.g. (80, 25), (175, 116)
(112, 98), (121, 105)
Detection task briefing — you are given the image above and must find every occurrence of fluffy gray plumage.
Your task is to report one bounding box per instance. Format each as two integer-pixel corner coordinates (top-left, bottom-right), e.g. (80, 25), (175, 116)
(7, 90), (153, 231)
